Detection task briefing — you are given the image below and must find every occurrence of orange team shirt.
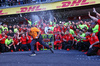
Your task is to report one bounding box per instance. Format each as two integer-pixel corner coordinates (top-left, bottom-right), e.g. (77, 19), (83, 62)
(29, 27), (40, 39)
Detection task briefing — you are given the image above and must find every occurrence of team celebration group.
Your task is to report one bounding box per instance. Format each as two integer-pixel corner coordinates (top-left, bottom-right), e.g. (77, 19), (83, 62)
(0, 8), (100, 56)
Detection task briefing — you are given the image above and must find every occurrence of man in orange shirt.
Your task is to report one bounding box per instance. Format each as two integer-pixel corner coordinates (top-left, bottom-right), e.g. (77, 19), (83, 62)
(29, 27), (54, 56)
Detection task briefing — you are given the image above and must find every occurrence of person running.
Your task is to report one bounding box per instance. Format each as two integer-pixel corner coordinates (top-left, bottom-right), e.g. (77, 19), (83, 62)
(29, 27), (54, 56)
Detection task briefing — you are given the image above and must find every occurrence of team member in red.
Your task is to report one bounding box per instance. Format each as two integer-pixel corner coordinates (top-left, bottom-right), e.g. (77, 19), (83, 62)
(19, 33), (29, 51)
(0, 32), (7, 53)
(13, 33), (20, 51)
(62, 30), (74, 51)
(54, 31), (62, 50)
(80, 29), (100, 56)
(53, 24), (60, 34)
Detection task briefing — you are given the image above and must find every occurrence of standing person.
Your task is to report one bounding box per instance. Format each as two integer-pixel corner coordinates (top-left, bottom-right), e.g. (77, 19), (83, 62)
(44, 24), (51, 34)
(0, 32), (7, 53)
(54, 31), (62, 50)
(29, 27), (54, 56)
(62, 30), (74, 51)
(19, 33), (29, 51)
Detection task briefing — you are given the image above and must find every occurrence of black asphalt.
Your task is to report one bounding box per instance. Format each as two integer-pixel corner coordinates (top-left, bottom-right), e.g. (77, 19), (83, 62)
(0, 50), (100, 66)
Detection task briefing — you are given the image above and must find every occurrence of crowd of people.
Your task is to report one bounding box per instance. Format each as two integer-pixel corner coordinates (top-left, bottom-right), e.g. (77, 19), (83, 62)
(0, 0), (48, 7)
(0, 8), (100, 56)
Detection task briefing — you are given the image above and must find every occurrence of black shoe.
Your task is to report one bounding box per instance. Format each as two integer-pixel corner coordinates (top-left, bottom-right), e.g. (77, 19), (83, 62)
(50, 48), (54, 53)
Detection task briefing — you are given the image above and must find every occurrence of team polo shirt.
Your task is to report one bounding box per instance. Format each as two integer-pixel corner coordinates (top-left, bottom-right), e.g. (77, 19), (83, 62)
(0, 29), (2, 34)
(63, 34), (74, 42)
(14, 28), (18, 33)
(80, 33), (86, 41)
(69, 29), (74, 35)
(5, 39), (13, 46)
(88, 34), (99, 47)
(2, 26), (8, 31)
(51, 26), (54, 31)
(92, 24), (99, 33)
(13, 37), (19, 45)
(0, 35), (7, 44)
(29, 27), (40, 39)
(54, 34), (62, 41)
(62, 27), (67, 33)
(20, 36), (27, 44)
(53, 27), (60, 33)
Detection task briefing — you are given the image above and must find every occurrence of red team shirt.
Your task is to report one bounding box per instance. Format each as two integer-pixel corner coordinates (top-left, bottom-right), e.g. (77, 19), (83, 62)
(13, 37), (19, 45)
(20, 36), (27, 44)
(27, 35), (32, 44)
(54, 34), (62, 41)
(63, 34), (74, 42)
(0, 35), (7, 44)
(87, 34), (100, 47)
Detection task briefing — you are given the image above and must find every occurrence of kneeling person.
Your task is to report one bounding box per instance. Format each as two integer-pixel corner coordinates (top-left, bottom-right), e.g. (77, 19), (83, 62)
(5, 35), (14, 52)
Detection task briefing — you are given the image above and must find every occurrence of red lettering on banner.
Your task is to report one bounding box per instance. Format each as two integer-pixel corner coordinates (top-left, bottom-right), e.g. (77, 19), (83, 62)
(16, 7), (27, 13)
(0, 10), (8, 15)
(57, 0), (95, 8)
(27, 6), (36, 12)
(70, 0), (82, 6)
(35, 5), (42, 11)
(81, 0), (89, 5)
(16, 5), (46, 13)
(62, 1), (71, 7)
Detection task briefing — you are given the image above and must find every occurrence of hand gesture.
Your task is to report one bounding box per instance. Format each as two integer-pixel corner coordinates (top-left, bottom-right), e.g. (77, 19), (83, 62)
(88, 12), (91, 16)
(89, 45), (93, 49)
(93, 8), (97, 13)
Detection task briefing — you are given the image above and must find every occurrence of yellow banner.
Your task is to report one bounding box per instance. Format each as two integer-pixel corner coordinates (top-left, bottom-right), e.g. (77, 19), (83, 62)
(0, 0), (100, 16)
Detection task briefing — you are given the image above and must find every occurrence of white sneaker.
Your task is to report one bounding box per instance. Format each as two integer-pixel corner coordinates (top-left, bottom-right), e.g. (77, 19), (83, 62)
(30, 54), (36, 56)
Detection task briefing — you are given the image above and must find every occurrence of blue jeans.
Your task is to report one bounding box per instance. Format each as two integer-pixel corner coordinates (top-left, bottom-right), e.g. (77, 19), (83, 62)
(30, 35), (50, 54)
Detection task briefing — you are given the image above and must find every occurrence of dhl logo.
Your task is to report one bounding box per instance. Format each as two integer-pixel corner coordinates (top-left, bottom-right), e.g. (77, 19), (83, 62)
(16, 5), (46, 13)
(57, 0), (95, 8)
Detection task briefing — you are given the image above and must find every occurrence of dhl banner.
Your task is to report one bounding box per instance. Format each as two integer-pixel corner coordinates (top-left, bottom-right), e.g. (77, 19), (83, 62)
(0, 0), (100, 16)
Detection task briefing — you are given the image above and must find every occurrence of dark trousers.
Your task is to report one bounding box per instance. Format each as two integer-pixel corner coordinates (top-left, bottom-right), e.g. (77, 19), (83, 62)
(98, 31), (100, 41)
(27, 43), (31, 49)
(0, 44), (5, 52)
(77, 42), (84, 51)
(15, 45), (20, 51)
(83, 42), (90, 51)
(21, 44), (28, 51)
(30, 35), (50, 54)
(77, 41), (90, 51)
(5, 45), (14, 52)
(62, 41), (72, 50)
(87, 47), (99, 56)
